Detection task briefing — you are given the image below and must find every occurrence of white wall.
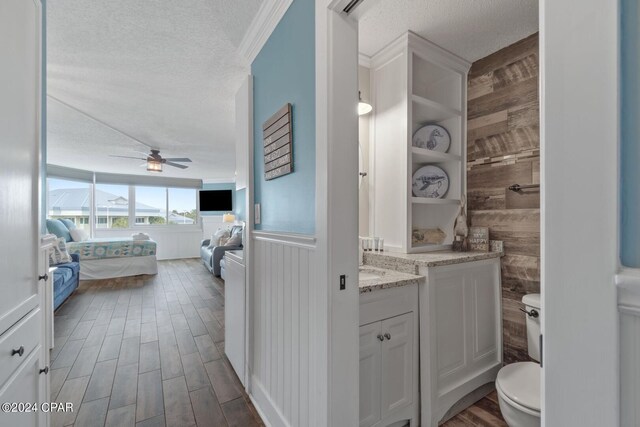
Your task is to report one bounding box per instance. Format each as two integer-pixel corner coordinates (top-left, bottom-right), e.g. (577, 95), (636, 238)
(201, 215), (226, 239)
(94, 227), (202, 260)
(359, 65), (371, 237)
(541, 0), (619, 424)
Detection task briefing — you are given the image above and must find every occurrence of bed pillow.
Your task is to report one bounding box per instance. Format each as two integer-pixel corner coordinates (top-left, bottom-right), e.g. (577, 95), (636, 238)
(49, 237), (73, 265)
(69, 228), (88, 242)
(59, 218), (76, 231)
(46, 219), (72, 242)
(208, 228), (229, 249)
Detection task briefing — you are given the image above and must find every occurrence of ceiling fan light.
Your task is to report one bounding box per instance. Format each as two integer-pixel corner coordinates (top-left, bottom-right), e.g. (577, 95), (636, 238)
(147, 160), (162, 172)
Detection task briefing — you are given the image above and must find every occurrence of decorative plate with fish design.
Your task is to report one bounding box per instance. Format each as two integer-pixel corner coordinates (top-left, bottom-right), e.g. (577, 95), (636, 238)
(412, 124), (450, 152)
(412, 165), (449, 198)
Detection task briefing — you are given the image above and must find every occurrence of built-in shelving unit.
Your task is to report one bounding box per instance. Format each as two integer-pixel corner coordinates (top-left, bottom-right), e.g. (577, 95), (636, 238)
(370, 32), (470, 253)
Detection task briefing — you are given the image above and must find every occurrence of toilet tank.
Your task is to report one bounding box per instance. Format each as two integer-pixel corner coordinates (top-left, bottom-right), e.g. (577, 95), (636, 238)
(522, 293), (541, 362)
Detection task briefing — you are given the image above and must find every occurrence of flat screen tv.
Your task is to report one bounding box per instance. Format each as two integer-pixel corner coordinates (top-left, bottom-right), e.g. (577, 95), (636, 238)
(199, 190), (233, 212)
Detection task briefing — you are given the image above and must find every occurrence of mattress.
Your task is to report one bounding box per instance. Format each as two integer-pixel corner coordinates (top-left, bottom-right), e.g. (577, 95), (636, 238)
(67, 237), (157, 260)
(79, 255), (158, 280)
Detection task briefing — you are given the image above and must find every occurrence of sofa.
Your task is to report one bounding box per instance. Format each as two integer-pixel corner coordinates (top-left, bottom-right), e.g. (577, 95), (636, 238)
(53, 253), (80, 310)
(201, 225), (243, 277)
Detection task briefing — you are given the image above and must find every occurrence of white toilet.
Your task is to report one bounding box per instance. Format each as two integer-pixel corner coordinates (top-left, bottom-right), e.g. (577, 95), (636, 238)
(496, 293), (541, 427)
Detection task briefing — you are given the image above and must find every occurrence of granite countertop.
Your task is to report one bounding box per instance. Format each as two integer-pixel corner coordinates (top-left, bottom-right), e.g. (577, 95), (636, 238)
(358, 266), (423, 293)
(364, 250), (502, 274)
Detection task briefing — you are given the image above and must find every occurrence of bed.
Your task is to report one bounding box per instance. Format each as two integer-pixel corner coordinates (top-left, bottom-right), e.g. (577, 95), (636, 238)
(67, 237), (158, 280)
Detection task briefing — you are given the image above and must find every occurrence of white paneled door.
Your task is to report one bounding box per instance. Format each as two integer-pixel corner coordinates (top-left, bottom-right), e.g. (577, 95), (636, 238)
(359, 322), (382, 427)
(0, 0), (47, 425)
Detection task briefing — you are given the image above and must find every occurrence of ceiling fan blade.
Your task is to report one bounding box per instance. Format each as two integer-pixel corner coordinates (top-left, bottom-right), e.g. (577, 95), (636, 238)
(165, 161), (188, 169)
(164, 157), (192, 162)
(110, 155), (147, 160)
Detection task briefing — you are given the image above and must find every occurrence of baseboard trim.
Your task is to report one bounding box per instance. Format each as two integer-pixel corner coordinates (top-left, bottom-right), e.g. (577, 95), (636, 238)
(249, 375), (289, 427)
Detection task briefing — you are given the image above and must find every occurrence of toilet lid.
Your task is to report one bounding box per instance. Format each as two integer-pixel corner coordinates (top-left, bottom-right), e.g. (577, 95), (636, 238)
(496, 362), (540, 412)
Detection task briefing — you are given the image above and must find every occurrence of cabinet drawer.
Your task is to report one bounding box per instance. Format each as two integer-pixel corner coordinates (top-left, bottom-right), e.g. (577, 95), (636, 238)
(0, 345), (42, 427)
(0, 308), (41, 389)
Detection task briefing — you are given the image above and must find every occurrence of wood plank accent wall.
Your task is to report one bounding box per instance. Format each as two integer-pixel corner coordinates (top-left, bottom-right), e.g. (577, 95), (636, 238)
(467, 33), (540, 364)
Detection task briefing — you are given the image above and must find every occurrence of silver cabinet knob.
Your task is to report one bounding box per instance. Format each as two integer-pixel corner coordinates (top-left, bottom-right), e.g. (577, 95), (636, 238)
(377, 334), (384, 341)
(384, 333), (391, 340)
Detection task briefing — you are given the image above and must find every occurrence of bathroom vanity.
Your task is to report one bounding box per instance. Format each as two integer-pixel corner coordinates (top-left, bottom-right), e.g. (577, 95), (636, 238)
(359, 266), (422, 427)
(360, 251), (502, 427)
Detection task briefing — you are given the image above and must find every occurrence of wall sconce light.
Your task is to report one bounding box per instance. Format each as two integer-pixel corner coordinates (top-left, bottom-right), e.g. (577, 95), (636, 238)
(223, 213), (236, 223)
(358, 91), (373, 116)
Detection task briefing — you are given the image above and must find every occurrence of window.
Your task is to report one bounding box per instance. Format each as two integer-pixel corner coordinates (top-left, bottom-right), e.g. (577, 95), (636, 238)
(95, 184), (129, 228)
(168, 188), (197, 225)
(48, 176), (199, 231)
(47, 177), (91, 232)
(135, 186), (167, 225)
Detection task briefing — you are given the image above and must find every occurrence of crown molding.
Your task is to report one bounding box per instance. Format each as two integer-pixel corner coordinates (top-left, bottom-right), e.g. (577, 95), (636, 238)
(358, 53), (372, 68)
(237, 0), (294, 64)
(202, 178), (236, 184)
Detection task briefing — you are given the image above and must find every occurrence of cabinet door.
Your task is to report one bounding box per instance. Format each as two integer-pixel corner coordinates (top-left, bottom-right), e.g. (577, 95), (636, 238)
(359, 321), (382, 427)
(465, 262), (501, 369)
(0, 345), (46, 427)
(380, 312), (414, 418)
(0, 0), (42, 336)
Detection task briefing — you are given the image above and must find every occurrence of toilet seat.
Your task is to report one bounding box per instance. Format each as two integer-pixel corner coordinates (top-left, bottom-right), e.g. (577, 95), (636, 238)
(496, 362), (540, 414)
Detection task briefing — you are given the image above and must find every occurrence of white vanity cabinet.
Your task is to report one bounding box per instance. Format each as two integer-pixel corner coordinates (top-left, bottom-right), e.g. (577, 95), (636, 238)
(419, 258), (502, 426)
(360, 284), (419, 427)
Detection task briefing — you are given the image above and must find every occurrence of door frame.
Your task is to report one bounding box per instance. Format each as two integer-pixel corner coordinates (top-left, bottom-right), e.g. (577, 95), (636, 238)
(316, 1), (360, 425)
(539, 0), (619, 425)
(321, 0), (622, 425)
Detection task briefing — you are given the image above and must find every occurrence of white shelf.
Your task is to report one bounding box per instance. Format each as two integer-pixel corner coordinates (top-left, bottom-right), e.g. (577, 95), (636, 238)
(411, 147), (461, 163)
(409, 243), (452, 253)
(412, 94), (461, 122)
(411, 197), (460, 205)
(370, 32), (469, 254)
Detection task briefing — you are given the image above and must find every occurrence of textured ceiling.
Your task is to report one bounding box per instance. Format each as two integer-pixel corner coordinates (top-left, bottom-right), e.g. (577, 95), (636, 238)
(47, 0), (261, 180)
(359, 0), (538, 62)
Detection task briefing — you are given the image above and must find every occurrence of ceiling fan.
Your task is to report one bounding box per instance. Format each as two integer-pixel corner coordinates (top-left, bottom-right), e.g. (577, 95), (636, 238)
(110, 149), (192, 172)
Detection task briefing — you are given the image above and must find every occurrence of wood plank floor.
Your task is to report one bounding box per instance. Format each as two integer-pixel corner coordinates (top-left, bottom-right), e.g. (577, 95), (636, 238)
(50, 259), (264, 427)
(441, 391), (507, 427)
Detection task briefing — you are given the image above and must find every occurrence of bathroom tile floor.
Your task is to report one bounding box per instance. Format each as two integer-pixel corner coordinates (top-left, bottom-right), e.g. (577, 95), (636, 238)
(49, 259), (264, 427)
(441, 391), (507, 426)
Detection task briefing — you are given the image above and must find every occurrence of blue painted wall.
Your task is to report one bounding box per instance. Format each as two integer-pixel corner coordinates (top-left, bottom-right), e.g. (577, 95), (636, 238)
(251, 0), (315, 234)
(200, 182), (236, 216)
(621, 0), (640, 266)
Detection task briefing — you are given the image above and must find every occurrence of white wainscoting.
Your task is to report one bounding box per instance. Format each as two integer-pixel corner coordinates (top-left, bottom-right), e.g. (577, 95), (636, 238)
(617, 269), (640, 426)
(94, 227), (202, 260)
(250, 231), (318, 427)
